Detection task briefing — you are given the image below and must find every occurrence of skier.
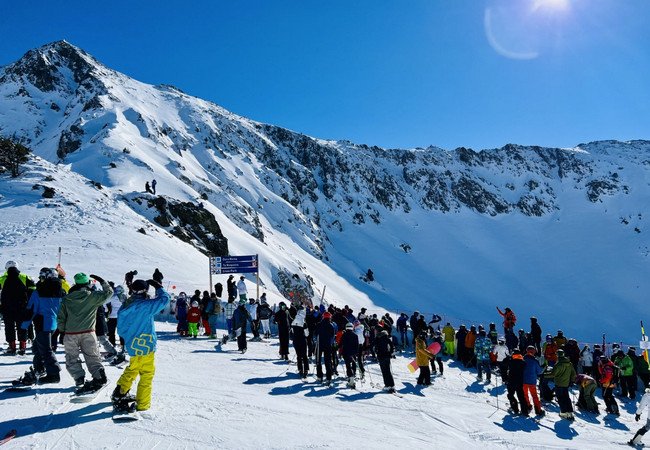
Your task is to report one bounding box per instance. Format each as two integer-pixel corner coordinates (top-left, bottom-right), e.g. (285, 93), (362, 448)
(374, 329), (396, 392)
(187, 300), (201, 338)
(236, 276), (247, 301)
(246, 298), (259, 341)
(579, 344), (593, 375)
(487, 322), (498, 346)
(523, 346), (544, 416)
(553, 330), (568, 349)
(530, 317), (542, 354)
(456, 325), (468, 364)
(396, 313), (409, 350)
(0, 261), (35, 355)
(565, 338), (581, 372)
(575, 373), (599, 414)
(552, 349), (577, 420)
(224, 296), (236, 340)
(175, 292), (188, 336)
(58, 273), (113, 392)
(442, 322), (455, 357)
(151, 179), (157, 195)
(409, 311), (420, 346)
(496, 306), (516, 334)
(415, 331), (433, 386)
(13, 268), (64, 386)
(542, 334), (558, 367)
(316, 311), (336, 385)
(231, 299), (251, 353)
(353, 320), (366, 378)
(475, 329), (493, 382)
(506, 349), (528, 415)
(616, 348), (637, 400)
(111, 278), (170, 413)
(464, 325), (477, 368)
(342, 323), (358, 388)
(493, 338), (510, 382)
(274, 302), (291, 360)
(291, 303), (310, 380)
(257, 295), (273, 339)
(629, 385), (650, 447)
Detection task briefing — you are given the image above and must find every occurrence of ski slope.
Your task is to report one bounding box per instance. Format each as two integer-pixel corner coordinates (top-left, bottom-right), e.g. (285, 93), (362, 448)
(0, 321), (642, 449)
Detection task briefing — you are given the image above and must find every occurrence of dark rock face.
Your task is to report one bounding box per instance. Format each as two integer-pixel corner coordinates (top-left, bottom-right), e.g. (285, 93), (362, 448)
(136, 195), (228, 257)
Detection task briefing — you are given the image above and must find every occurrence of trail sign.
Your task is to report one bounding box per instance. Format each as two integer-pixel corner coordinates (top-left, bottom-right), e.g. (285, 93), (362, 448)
(209, 255), (258, 275)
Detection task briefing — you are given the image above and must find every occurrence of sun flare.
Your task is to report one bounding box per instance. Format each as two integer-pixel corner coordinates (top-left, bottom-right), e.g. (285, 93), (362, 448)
(532, 0), (570, 11)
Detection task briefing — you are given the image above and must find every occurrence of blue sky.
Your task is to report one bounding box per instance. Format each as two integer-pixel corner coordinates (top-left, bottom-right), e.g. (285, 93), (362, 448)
(1, 0), (649, 150)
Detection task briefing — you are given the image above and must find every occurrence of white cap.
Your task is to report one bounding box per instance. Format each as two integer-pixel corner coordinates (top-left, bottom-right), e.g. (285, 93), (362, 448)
(5, 260), (17, 270)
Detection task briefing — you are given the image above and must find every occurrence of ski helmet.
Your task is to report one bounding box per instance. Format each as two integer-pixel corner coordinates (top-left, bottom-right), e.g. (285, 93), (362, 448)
(74, 273), (90, 286)
(345, 323), (353, 330)
(191, 300), (199, 307)
(131, 279), (148, 294)
(5, 260), (17, 270)
(557, 349), (565, 357)
(526, 345), (536, 354)
(39, 267), (56, 279)
(322, 312), (332, 320)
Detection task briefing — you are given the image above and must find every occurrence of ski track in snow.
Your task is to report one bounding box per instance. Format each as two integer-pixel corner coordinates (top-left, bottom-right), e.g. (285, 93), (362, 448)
(0, 322), (643, 449)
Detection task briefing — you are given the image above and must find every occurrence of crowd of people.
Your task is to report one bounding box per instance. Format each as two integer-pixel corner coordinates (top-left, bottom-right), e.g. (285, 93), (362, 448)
(1, 260), (650, 445)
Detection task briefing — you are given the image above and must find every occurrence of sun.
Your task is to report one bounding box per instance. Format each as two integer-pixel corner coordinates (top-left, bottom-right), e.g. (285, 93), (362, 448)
(532, 0), (570, 11)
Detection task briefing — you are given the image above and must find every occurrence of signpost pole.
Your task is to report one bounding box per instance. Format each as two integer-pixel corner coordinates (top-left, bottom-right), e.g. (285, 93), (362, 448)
(320, 285), (327, 306)
(256, 254), (260, 301)
(209, 256), (213, 295)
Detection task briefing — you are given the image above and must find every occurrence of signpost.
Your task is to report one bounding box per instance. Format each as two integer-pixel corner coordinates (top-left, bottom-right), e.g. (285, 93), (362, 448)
(209, 255), (259, 299)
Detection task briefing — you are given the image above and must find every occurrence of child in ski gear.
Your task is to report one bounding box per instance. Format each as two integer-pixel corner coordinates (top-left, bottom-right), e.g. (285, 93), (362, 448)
(552, 349), (577, 420)
(0, 261), (36, 355)
(187, 301), (201, 338)
(374, 329), (396, 392)
(523, 346), (544, 415)
(598, 355), (620, 415)
(575, 374), (599, 414)
(496, 306), (516, 334)
(415, 332), (434, 385)
(175, 292), (188, 336)
(58, 273), (113, 391)
(17, 268), (64, 385)
(629, 386), (650, 446)
(112, 279), (170, 411)
(475, 330), (493, 382)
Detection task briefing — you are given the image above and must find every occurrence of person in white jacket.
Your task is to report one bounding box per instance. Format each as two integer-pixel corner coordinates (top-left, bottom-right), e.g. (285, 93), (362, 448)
(579, 345), (593, 374)
(493, 338), (510, 382)
(628, 386), (650, 447)
(237, 276), (248, 301)
(354, 320), (366, 378)
(630, 386), (650, 446)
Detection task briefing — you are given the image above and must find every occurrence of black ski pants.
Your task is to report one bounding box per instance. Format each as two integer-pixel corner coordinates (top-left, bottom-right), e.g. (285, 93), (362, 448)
(316, 348), (333, 380)
(357, 345), (365, 375)
(507, 383), (528, 414)
(344, 355), (357, 378)
(417, 365), (431, 385)
(602, 386), (619, 414)
(292, 328), (309, 377)
(555, 386), (573, 413)
(378, 356), (395, 388)
(237, 331), (247, 351)
(3, 312), (27, 343)
(33, 331), (60, 375)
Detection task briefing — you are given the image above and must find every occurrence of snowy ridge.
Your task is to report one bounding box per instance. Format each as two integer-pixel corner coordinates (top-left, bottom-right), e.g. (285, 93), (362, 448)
(1, 41), (649, 342)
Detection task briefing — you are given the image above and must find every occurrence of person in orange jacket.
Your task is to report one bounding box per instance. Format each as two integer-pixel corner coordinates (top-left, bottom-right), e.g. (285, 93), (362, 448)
(598, 355), (620, 415)
(496, 306), (516, 334)
(187, 301), (201, 339)
(464, 325), (477, 368)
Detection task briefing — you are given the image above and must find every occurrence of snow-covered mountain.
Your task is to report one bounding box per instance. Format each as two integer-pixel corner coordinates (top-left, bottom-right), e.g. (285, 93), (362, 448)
(1, 41), (649, 343)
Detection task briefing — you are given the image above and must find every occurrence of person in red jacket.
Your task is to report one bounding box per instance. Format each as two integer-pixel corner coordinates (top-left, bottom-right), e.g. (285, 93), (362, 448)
(187, 301), (201, 339)
(496, 306), (516, 334)
(598, 355), (620, 415)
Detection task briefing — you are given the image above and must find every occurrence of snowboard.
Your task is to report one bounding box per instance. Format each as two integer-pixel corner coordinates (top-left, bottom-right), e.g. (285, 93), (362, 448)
(112, 411), (141, 421)
(70, 384), (107, 403)
(407, 342), (441, 373)
(0, 430), (17, 446)
(4, 385), (33, 392)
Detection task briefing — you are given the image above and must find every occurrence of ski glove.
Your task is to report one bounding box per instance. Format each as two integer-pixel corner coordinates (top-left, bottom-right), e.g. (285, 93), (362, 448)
(636, 414), (641, 422)
(147, 279), (162, 289)
(89, 274), (105, 283)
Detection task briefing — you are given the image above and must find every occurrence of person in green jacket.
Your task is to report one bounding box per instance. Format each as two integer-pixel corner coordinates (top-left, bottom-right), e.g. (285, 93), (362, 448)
(57, 273), (113, 393)
(552, 349), (577, 420)
(637, 353), (650, 389)
(615, 349), (637, 399)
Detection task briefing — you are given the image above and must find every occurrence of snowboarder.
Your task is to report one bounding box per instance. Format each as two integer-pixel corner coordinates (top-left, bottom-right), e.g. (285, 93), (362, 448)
(151, 179), (157, 195)
(579, 344), (593, 375)
(95, 303), (117, 359)
(415, 331), (434, 386)
(274, 302), (291, 360)
(616, 348), (637, 400)
(456, 325), (468, 364)
(523, 346), (544, 416)
(430, 330), (445, 376)
(629, 385), (650, 447)
(542, 334), (558, 367)
(409, 311), (420, 346)
(187, 301), (201, 338)
(342, 323), (359, 387)
(13, 267), (64, 386)
(0, 260), (35, 355)
(111, 278), (170, 413)
(246, 298), (259, 340)
(58, 273), (113, 392)
(106, 285), (126, 347)
(493, 338), (510, 382)
(442, 322), (455, 357)
(464, 325), (477, 368)
(552, 348), (577, 420)
(487, 322), (498, 346)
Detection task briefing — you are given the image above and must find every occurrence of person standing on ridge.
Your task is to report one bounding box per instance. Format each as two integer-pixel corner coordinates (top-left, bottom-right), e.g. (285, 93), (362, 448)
(151, 179), (157, 195)
(496, 306), (516, 335)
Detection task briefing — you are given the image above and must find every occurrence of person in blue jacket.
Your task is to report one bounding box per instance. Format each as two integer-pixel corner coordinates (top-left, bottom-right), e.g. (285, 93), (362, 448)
(14, 268), (65, 386)
(111, 278), (170, 412)
(523, 345), (545, 416)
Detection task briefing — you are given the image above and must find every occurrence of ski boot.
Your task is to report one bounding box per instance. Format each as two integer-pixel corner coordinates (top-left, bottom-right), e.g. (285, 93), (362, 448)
(12, 367), (38, 387)
(17, 341), (27, 356)
(75, 378), (105, 395)
(5, 341), (16, 356)
(38, 372), (61, 384)
(110, 353), (127, 366)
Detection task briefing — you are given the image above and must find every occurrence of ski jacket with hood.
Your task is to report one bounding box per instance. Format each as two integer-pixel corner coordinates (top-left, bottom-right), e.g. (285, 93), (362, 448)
(57, 281), (113, 334)
(118, 287), (170, 357)
(22, 278), (65, 333)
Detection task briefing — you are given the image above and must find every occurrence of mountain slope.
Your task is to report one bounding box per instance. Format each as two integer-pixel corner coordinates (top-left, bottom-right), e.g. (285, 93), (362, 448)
(1, 41), (648, 342)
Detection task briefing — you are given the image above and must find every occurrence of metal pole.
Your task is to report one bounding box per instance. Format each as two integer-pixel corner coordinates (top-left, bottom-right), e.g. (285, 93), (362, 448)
(320, 285), (326, 306)
(209, 256), (213, 295)
(57, 246), (62, 266)
(256, 254), (260, 301)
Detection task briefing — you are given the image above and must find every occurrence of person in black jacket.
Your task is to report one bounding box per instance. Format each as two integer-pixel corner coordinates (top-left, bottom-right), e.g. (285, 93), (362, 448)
(374, 330), (396, 393)
(409, 311), (420, 346)
(506, 349), (529, 415)
(530, 317), (542, 354)
(231, 300), (251, 353)
(273, 302), (291, 360)
(152, 268), (163, 284)
(305, 307), (319, 357)
(0, 262), (35, 355)
(456, 325), (468, 364)
(342, 323), (359, 388)
(226, 275), (237, 302)
(316, 312), (335, 384)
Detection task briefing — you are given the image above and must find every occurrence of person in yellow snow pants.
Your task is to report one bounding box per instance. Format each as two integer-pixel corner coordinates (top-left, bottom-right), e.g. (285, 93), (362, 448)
(116, 352), (156, 411)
